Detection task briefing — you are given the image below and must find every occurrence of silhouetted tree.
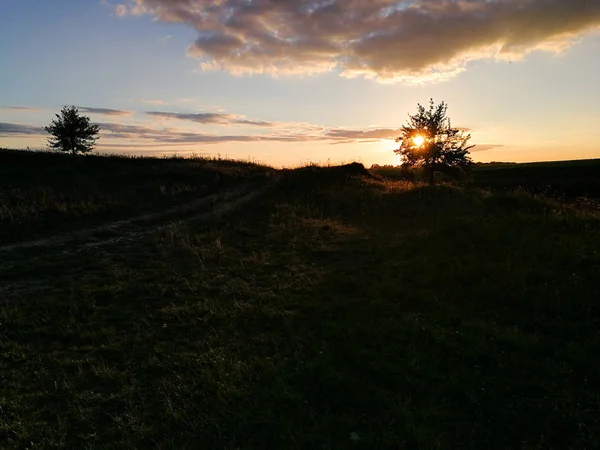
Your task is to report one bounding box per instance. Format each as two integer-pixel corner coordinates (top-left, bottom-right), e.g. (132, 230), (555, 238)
(44, 106), (100, 155)
(395, 100), (474, 185)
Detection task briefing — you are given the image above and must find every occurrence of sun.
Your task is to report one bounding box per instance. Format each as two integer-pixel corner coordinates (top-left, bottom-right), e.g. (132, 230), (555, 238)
(412, 135), (425, 147)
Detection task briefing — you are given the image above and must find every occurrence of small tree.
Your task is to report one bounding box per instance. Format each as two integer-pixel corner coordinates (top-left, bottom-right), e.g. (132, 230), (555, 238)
(395, 100), (474, 185)
(44, 106), (100, 155)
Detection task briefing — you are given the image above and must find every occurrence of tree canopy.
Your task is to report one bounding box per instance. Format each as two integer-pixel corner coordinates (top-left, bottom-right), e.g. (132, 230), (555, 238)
(395, 100), (474, 184)
(44, 106), (100, 155)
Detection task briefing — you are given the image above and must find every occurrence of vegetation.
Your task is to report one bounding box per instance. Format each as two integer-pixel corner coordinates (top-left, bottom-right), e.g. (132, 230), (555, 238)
(371, 158), (600, 200)
(473, 159), (600, 198)
(44, 106), (101, 155)
(1, 150), (599, 448)
(395, 100), (474, 185)
(0, 148), (273, 244)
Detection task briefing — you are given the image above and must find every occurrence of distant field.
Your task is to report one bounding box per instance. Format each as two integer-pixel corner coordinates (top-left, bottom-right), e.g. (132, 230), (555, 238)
(1, 150), (599, 449)
(474, 159), (600, 198)
(371, 158), (600, 199)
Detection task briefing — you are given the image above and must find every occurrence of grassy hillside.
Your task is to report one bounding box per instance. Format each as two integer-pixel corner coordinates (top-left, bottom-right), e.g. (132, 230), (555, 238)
(0, 149), (273, 244)
(1, 152), (599, 448)
(371, 158), (600, 199)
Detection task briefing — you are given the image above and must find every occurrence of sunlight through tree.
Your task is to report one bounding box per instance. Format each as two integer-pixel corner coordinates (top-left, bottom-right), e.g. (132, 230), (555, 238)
(396, 100), (474, 185)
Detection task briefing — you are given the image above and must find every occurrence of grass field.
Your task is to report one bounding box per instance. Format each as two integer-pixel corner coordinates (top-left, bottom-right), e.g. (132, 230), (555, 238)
(0, 149), (273, 245)
(1, 149), (599, 449)
(371, 158), (600, 199)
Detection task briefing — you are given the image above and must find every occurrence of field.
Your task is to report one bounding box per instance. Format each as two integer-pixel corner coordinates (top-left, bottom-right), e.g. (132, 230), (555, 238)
(372, 158), (600, 199)
(473, 160), (600, 198)
(0, 149), (274, 245)
(1, 149), (599, 449)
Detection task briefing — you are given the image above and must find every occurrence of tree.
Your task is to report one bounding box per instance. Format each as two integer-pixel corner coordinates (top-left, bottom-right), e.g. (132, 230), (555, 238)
(44, 106), (100, 155)
(395, 100), (474, 185)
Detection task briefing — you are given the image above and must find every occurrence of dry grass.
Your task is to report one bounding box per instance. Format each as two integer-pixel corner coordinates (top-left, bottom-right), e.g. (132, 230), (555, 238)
(1, 154), (600, 448)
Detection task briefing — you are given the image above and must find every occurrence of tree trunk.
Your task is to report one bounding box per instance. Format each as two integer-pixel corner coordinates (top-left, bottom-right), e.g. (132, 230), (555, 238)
(427, 165), (435, 185)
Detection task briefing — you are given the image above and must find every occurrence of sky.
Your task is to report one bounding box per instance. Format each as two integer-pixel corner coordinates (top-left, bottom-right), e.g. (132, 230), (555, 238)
(1, 0), (599, 167)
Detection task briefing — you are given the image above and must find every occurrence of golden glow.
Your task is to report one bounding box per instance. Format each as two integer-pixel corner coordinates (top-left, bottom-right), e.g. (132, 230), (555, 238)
(412, 135), (425, 147)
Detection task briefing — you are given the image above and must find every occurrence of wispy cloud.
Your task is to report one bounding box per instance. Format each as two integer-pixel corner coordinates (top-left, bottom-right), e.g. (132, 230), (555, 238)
(0, 122), (43, 135)
(78, 107), (134, 117)
(98, 121), (321, 143)
(136, 99), (165, 105)
(146, 111), (275, 127)
(115, 4), (128, 17)
(1, 119), (471, 146)
(326, 128), (401, 140)
(96, 122), (163, 139)
(1, 106), (42, 112)
(471, 144), (504, 153)
(1, 105), (134, 117)
(114, 0), (600, 82)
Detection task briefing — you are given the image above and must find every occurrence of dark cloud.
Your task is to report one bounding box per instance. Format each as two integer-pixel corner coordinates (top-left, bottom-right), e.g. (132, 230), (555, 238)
(1, 120), (477, 146)
(115, 0), (600, 81)
(234, 119), (275, 127)
(96, 121), (315, 143)
(150, 131), (324, 144)
(146, 111), (275, 127)
(98, 123), (159, 134)
(96, 120), (402, 144)
(96, 122), (172, 139)
(0, 123), (44, 135)
(78, 107), (133, 117)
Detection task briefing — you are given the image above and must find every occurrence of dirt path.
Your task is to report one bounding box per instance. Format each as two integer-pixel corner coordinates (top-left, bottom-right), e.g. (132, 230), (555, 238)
(0, 181), (275, 255)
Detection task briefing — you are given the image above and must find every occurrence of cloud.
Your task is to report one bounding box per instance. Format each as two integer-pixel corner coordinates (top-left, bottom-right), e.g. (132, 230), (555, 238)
(114, 0), (600, 82)
(95, 122), (182, 140)
(101, 121), (426, 144)
(146, 111), (275, 127)
(98, 122), (159, 134)
(471, 144), (504, 152)
(327, 128), (401, 140)
(99, 121), (324, 143)
(136, 99), (165, 105)
(1, 105), (135, 116)
(78, 107), (133, 117)
(0, 106), (42, 112)
(115, 4), (128, 17)
(1, 119), (475, 146)
(132, 98), (202, 106)
(0, 123), (44, 135)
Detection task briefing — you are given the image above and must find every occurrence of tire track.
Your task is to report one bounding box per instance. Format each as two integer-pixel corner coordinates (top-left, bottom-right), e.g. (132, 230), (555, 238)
(0, 181), (276, 285)
(0, 181), (272, 254)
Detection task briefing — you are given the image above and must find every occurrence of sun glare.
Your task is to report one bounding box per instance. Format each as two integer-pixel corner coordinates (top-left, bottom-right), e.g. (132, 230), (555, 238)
(413, 135), (425, 147)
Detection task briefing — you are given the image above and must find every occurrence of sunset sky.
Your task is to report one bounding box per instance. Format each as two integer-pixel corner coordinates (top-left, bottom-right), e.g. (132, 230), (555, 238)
(1, 0), (599, 167)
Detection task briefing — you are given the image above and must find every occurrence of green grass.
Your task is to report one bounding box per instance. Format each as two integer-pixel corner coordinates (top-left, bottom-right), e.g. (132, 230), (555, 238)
(1, 153), (600, 448)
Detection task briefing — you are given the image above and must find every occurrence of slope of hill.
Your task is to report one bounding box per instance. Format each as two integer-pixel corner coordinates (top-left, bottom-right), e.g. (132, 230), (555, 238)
(1, 151), (599, 448)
